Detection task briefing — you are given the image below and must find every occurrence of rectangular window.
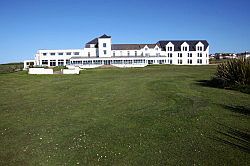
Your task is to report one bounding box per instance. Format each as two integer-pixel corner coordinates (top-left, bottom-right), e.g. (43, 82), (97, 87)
(58, 59), (64, 66)
(104, 50), (107, 55)
(188, 59), (192, 64)
(135, 51), (137, 56)
(74, 52), (79, 55)
(178, 59), (182, 64)
(178, 53), (182, 57)
(58, 52), (63, 55)
(197, 59), (202, 64)
(170, 59), (172, 64)
(43, 53), (47, 56)
(113, 51), (115, 57)
(66, 52), (71, 55)
(88, 52), (90, 58)
(50, 60), (56, 66)
(66, 59), (70, 65)
(50, 53), (55, 56)
(42, 60), (48, 65)
(103, 43), (106, 47)
(127, 51), (130, 56)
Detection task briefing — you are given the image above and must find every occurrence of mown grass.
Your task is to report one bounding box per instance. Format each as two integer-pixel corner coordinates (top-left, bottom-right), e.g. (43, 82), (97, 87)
(0, 65), (249, 165)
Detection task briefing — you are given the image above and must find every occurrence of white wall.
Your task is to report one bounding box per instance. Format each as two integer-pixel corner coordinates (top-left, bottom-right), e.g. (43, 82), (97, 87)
(98, 38), (112, 57)
(28, 68), (53, 74)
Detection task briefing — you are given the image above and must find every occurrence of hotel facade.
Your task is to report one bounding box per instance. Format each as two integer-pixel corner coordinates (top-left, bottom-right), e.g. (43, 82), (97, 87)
(24, 34), (209, 69)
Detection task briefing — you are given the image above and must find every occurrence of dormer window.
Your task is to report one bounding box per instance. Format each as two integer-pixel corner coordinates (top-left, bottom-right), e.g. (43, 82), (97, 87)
(197, 46), (203, 51)
(43, 53), (47, 56)
(155, 47), (158, 51)
(167, 47), (172, 51)
(183, 47), (188, 51)
(103, 43), (106, 47)
(145, 48), (148, 51)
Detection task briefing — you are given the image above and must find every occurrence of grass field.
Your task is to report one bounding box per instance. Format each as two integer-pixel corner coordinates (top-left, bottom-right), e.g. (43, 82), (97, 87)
(0, 65), (249, 165)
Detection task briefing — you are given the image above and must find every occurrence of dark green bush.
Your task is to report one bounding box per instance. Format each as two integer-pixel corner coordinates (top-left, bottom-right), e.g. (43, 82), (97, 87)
(211, 57), (250, 92)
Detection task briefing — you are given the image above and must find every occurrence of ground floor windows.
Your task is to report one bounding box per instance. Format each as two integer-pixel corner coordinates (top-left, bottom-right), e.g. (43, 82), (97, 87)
(197, 59), (202, 64)
(93, 60), (102, 64)
(58, 59), (64, 66)
(158, 60), (165, 64)
(187, 59), (192, 64)
(66, 59), (70, 65)
(42, 60), (48, 65)
(178, 59), (182, 64)
(134, 59), (145, 63)
(114, 60), (122, 64)
(50, 60), (56, 66)
(124, 60), (133, 64)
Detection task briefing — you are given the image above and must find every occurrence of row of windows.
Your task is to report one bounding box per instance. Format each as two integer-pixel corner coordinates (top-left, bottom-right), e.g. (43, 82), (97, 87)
(167, 46), (204, 51)
(42, 52), (80, 56)
(42, 59), (70, 66)
(71, 59), (148, 65)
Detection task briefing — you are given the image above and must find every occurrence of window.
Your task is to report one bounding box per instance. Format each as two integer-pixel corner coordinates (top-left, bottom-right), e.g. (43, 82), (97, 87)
(113, 51), (115, 57)
(43, 53), (47, 56)
(168, 53), (172, 57)
(88, 52), (90, 58)
(135, 51), (137, 56)
(50, 53), (55, 56)
(178, 53), (182, 57)
(170, 59), (172, 64)
(103, 43), (106, 47)
(114, 60), (123, 64)
(124, 60), (133, 64)
(93, 60), (102, 64)
(74, 52), (79, 55)
(42, 60), (48, 65)
(145, 48), (148, 51)
(156, 53), (160, 56)
(188, 53), (192, 57)
(66, 59), (70, 65)
(104, 50), (107, 55)
(168, 47), (172, 51)
(66, 52), (71, 55)
(197, 59), (202, 64)
(178, 59), (182, 64)
(198, 46), (203, 51)
(127, 51), (130, 56)
(58, 59), (64, 66)
(197, 53), (202, 57)
(183, 47), (188, 51)
(155, 47), (158, 51)
(188, 59), (192, 64)
(58, 52), (63, 55)
(50, 60), (56, 66)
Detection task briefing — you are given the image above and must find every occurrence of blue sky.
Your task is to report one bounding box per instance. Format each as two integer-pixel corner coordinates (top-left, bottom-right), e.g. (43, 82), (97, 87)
(0, 0), (249, 63)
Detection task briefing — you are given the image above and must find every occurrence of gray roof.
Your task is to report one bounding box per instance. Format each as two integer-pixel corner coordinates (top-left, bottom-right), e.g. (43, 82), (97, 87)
(111, 44), (159, 50)
(157, 40), (209, 51)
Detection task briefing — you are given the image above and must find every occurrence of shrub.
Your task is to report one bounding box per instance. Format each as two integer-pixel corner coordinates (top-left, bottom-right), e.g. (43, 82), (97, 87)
(211, 57), (250, 91)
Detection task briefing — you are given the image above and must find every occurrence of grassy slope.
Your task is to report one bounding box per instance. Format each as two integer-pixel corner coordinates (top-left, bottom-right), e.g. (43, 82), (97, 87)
(0, 65), (249, 165)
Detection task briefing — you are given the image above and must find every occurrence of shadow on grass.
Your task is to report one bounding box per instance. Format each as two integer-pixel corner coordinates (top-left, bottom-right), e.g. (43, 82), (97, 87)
(211, 123), (250, 153)
(196, 79), (250, 94)
(208, 104), (250, 153)
(220, 105), (250, 116)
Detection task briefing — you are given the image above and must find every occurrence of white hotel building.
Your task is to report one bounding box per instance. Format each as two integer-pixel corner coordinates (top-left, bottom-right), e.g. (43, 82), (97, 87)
(24, 34), (209, 69)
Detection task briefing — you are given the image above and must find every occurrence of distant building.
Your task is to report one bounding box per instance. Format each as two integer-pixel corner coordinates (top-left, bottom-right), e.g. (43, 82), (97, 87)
(24, 34), (210, 69)
(237, 52), (250, 58)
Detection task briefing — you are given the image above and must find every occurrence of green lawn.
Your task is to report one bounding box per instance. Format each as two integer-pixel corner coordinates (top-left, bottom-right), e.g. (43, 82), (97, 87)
(0, 65), (249, 165)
